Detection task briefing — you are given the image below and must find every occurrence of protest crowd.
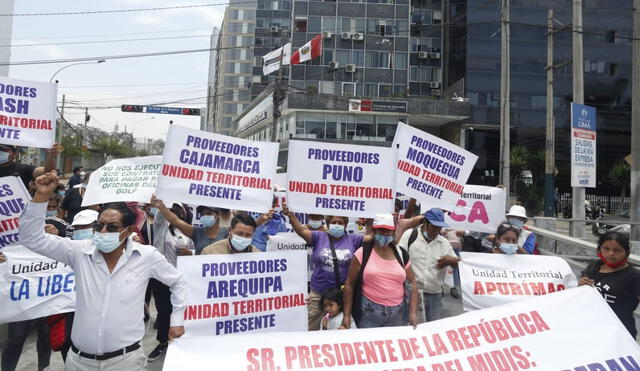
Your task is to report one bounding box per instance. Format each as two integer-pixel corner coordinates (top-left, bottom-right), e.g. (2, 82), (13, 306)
(0, 99), (638, 370)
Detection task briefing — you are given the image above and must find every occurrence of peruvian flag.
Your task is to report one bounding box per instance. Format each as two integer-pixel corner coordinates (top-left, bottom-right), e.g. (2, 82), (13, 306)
(290, 35), (322, 65)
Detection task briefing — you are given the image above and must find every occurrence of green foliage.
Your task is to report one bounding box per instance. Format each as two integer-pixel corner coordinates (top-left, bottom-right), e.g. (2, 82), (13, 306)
(609, 162), (630, 190)
(510, 146), (546, 214)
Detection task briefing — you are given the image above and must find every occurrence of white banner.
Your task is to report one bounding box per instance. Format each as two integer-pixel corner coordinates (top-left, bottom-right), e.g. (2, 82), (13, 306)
(459, 252), (577, 311)
(0, 76), (57, 148)
(81, 156), (161, 206)
(266, 233), (313, 281)
(0, 245), (76, 323)
(177, 250), (308, 337)
(445, 185), (506, 233)
(393, 122), (478, 210)
(0, 176), (30, 248)
(286, 140), (396, 218)
(164, 286), (640, 370)
(156, 125), (279, 213)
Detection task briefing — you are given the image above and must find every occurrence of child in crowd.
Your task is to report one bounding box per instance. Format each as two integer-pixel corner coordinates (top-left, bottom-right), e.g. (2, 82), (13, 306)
(319, 288), (357, 330)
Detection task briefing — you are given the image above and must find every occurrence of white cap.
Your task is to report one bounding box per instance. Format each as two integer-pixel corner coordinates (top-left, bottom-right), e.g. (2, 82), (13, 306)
(71, 209), (99, 226)
(372, 214), (395, 231)
(506, 205), (528, 219)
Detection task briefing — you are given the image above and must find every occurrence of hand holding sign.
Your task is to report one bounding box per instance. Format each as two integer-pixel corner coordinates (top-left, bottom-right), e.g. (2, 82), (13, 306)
(169, 326), (185, 341)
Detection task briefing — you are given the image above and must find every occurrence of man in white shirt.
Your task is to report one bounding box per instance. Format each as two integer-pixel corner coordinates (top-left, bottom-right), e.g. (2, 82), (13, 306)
(398, 208), (459, 322)
(19, 171), (187, 371)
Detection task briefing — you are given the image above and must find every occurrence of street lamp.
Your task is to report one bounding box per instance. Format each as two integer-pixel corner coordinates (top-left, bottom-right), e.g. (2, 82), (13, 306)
(49, 59), (106, 83)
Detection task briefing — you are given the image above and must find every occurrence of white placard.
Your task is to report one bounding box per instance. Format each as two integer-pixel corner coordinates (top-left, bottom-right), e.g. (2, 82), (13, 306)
(445, 185), (506, 233)
(163, 286), (640, 370)
(266, 232), (313, 281)
(156, 125), (279, 213)
(459, 252), (577, 311)
(0, 176), (30, 248)
(0, 245), (76, 323)
(81, 156), (161, 206)
(393, 122), (478, 210)
(0, 76), (57, 148)
(177, 250), (308, 337)
(286, 140), (396, 218)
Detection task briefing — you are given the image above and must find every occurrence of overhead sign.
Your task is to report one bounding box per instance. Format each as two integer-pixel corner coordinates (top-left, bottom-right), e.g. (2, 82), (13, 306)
(349, 99), (407, 113)
(177, 250), (308, 337)
(81, 156), (161, 206)
(570, 103), (596, 188)
(156, 125), (278, 213)
(286, 140), (396, 218)
(163, 286), (640, 371)
(459, 252), (577, 311)
(0, 76), (57, 148)
(445, 185), (506, 233)
(393, 122), (478, 210)
(238, 94), (273, 133)
(121, 105), (201, 115)
(0, 176), (30, 248)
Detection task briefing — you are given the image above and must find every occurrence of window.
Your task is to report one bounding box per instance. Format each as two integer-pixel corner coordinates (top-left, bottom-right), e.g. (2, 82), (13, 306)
(336, 50), (350, 66)
(394, 53), (407, 69)
(323, 50), (334, 65)
(379, 84), (392, 97)
(326, 114), (338, 139)
(308, 16), (321, 33)
(365, 83), (378, 97)
(296, 113), (306, 134)
(295, 17), (307, 32)
(307, 113), (325, 138)
(376, 116), (397, 141)
(355, 115), (374, 137)
(322, 17), (336, 33)
(366, 19), (380, 35)
(223, 103), (238, 114)
(340, 17), (353, 33)
(343, 82), (355, 97)
(395, 20), (408, 37)
(353, 51), (364, 67)
(365, 51), (390, 68)
(320, 81), (335, 94)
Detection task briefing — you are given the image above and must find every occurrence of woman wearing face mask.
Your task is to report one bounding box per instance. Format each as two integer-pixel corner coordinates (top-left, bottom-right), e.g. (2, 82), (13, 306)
(306, 214), (326, 231)
(491, 224), (527, 255)
(505, 205), (536, 254)
(154, 197), (228, 255)
(284, 205), (372, 330)
(341, 215), (418, 329)
(579, 232), (640, 339)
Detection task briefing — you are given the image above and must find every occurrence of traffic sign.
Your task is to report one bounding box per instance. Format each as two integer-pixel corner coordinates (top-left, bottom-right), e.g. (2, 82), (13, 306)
(121, 105), (201, 116)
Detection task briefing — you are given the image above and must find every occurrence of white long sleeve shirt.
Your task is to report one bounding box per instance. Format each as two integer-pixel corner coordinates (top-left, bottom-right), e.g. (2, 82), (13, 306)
(19, 201), (187, 354)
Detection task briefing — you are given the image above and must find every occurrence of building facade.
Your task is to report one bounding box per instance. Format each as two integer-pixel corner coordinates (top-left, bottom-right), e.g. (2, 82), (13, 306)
(0, 0), (13, 76)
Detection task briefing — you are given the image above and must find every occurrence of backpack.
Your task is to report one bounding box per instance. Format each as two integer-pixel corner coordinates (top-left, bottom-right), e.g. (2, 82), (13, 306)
(45, 314), (67, 351)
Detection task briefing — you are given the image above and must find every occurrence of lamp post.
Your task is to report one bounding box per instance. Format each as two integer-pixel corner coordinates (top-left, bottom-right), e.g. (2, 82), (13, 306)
(49, 59), (106, 175)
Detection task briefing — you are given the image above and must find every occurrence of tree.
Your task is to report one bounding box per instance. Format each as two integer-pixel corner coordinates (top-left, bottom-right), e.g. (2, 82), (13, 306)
(609, 162), (630, 213)
(509, 146), (546, 214)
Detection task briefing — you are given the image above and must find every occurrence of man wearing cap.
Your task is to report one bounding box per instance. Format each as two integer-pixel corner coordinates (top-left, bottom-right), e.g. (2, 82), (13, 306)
(71, 209), (99, 241)
(398, 208), (459, 322)
(505, 205), (536, 254)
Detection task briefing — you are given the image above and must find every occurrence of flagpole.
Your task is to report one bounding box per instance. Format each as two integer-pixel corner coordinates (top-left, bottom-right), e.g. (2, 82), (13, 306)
(270, 45), (286, 143)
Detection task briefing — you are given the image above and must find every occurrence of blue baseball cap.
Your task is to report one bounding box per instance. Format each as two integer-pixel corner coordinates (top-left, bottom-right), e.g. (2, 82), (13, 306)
(424, 208), (449, 228)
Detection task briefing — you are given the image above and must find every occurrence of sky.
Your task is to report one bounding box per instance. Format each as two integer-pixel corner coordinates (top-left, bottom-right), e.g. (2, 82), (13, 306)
(5, 0), (226, 140)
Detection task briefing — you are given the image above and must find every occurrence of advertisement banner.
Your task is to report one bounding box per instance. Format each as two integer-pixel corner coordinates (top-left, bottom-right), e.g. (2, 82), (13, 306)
(156, 125), (279, 213)
(0, 176), (30, 248)
(286, 140), (396, 218)
(444, 185), (506, 233)
(0, 245), (76, 323)
(459, 252), (578, 311)
(393, 122), (478, 210)
(163, 286), (640, 370)
(177, 250), (308, 337)
(570, 103), (597, 188)
(0, 76), (57, 148)
(81, 156), (161, 206)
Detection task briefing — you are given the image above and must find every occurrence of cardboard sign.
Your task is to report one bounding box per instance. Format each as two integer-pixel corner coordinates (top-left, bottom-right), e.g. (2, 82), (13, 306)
(163, 286), (640, 370)
(177, 250), (308, 337)
(81, 156), (161, 206)
(0, 76), (57, 148)
(0, 176), (30, 248)
(286, 140), (396, 218)
(156, 125), (279, 213)
(459, 252), (578, 311)
(393, 122), (478, 210)
(0, 245), (76, 323)
(445, 185), (506, 233)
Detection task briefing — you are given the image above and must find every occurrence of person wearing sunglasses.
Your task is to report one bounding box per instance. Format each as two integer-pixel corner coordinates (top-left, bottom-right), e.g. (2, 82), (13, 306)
(19, 171), (187, 370)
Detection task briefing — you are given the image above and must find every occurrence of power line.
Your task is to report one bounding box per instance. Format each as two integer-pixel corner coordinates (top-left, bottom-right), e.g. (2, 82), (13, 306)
(3, 27), (216, 41)
(60, 82), (204, 89)
(1, 34), (213, 48)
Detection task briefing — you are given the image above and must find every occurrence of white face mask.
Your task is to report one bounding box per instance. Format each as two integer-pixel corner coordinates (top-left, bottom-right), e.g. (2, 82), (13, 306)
(308, 220), (323, 229)
(79, 171), (86, 177)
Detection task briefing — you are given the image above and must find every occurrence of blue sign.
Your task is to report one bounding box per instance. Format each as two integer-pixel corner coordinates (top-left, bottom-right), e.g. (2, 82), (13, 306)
(145, 106), (183, 115)
(571, 103), (596, 131)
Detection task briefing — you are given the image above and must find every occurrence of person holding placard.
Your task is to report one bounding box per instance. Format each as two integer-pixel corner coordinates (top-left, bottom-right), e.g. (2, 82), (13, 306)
(155, 199), (228, 255)
(491, 224), (528, 255)
(201, 214), (259, 254)
(398, 208), (459, 322)
(341, 214), (418, 329)
(579, 232), (640, 339)
(0, 144), (61, 188)
(18, 171), (187, 370)
(284, 205), (372, 330)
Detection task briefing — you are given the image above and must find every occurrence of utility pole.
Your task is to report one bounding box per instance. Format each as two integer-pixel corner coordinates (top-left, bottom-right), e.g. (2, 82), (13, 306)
(570, 0), (585, 237)
(631, 0), (640, 242)
(83, 107), (89, 168)
(499, 0), (511, 208)
(56, 94), (66, 174)
(544, 10), (556, 217)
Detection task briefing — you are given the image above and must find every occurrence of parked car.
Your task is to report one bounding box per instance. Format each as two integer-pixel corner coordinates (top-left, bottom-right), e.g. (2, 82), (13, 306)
(592, 209), (630, 236)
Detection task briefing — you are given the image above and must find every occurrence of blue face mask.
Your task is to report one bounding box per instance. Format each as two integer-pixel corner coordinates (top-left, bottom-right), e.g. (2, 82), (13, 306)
(73, 229), (94, 241)
(149, 207), (159, 217)
(57, 191), (65, 197)
(498, 243), (519, 255)
(508, 218), (525, 229)
(201, 215), (217, 228)
(46, 210), (57, 218)
(230, 235), (252, 251)
(374, 233), (393, 246)
(328, 224), (345, 238)
(92, 232), (123, 253)
(308, 220), (323, 230)
(0, 151), (9, 164)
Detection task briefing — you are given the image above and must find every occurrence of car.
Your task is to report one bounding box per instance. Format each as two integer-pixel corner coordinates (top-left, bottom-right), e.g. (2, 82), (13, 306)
(592, 209), (629, 236)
